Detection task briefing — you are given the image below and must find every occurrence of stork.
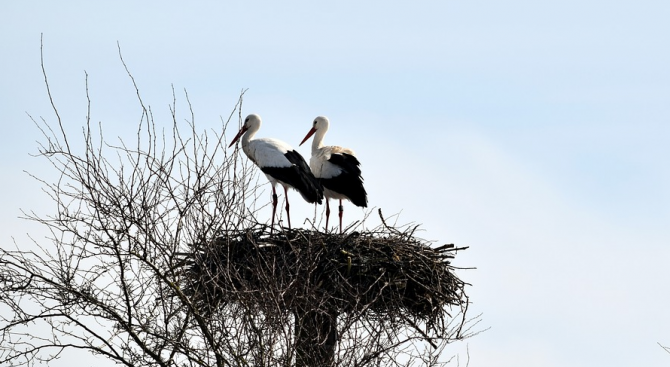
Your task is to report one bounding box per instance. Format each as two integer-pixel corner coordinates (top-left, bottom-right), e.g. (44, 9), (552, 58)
(229, 114), (323, 229)
(300, 116), (367, 233)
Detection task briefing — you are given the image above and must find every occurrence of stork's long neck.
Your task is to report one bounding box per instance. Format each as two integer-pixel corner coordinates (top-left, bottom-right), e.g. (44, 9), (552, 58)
(311, 128), (327, 153)
(241, 124), (259, 153)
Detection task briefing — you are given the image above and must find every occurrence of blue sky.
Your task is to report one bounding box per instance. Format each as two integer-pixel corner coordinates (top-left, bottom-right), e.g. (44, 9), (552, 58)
(2, 1), (669, 366)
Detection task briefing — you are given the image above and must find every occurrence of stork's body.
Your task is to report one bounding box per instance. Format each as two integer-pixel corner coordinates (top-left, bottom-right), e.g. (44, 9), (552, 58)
(229, 114), (323, 229)
(300, 116), (367, 233)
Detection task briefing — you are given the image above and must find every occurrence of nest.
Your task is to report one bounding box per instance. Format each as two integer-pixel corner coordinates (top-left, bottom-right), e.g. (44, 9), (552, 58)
(182, 219), (468, 328)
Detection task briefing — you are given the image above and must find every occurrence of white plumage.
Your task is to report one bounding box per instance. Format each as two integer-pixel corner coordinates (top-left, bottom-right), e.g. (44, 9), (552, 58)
(245, 138), (294, 171)
(300, 116), (367, 233)
(229, 114), (323, 229)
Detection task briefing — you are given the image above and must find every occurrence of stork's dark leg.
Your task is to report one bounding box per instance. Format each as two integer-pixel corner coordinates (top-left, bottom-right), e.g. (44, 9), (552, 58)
(284, 186), (291, 229)
(338, 199), (344, 234)
(325, 199), (330, 232)
(271, 186), (278, 230)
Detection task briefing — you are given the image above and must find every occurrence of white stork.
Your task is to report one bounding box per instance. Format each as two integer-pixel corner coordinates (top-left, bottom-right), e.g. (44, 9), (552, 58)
(229, 114), (323, 229)
(300, 116), (367, 233)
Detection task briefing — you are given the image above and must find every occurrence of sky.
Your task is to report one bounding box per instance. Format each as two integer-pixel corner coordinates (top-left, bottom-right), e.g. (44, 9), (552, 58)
(1, 1), (669, 366)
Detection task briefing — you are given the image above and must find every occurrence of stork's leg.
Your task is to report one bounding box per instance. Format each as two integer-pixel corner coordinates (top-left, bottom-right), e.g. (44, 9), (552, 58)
(271, 186), (278, 230)
(338, 199), (344, 234)
(284, 186), (291, 229)
(325, 199), (330, 232)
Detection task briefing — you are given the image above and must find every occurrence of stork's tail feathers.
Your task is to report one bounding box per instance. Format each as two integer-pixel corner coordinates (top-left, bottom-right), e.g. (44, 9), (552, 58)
(322, 152), (367, 208)
(261, 150), (324, 205)
(296, 172), (324, 204)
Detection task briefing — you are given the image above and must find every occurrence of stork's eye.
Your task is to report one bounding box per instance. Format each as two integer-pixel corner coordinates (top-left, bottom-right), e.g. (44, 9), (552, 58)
(313, 120), (317, 126)
(245, 117), (250, 123)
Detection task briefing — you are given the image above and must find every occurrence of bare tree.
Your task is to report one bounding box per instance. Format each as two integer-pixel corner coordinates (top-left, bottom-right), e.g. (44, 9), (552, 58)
(0, 43), (476, 367)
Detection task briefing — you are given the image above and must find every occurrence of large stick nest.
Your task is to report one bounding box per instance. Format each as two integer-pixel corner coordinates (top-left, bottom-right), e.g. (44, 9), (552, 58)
(182, 214), (469, 327)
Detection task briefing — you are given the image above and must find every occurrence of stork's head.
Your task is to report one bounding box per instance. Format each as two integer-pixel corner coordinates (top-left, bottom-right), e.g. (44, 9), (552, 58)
(244, 113), (262, 129)
(229, 114), (262, 147)
(300, 115), (330, 146)
(313, 116), (330, 131)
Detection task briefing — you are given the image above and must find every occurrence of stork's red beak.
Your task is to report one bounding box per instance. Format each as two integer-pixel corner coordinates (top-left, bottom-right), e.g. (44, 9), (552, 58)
(299, 127), (317, 146)
(228, 126), (248, 148)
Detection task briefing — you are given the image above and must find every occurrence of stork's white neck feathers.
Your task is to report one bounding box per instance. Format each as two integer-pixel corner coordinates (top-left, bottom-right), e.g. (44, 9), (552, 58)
(311, 116), (330, 153)
(241, 114), (262, 153)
